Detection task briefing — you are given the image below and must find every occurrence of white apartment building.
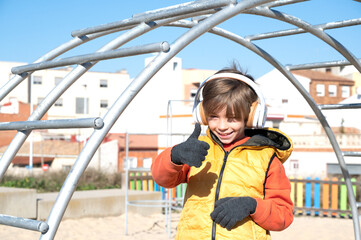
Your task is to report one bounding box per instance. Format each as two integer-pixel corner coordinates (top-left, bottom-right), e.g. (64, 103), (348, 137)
(0, 61), (131, 137)
(257, 68), (361, 178)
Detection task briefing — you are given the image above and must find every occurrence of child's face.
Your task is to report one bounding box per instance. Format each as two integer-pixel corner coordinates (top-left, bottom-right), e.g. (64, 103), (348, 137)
(207, 106), (246, 145)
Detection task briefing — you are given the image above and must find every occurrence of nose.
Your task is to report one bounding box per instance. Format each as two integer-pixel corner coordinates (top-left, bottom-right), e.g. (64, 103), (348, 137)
(218, 118), (228, 131)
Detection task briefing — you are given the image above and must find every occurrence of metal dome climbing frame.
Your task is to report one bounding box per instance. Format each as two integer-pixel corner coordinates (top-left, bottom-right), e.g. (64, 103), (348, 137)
(0, 0), (360, 239)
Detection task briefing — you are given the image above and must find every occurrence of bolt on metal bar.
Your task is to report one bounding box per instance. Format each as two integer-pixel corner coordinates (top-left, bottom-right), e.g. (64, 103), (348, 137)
(0, 117), (103, 131)
(245, 18), (361, 41)
(286, 59), (359, 70)
(343, 152), (361, 157)
(0, 214), (49, 234)
(11, 42), (170, 74)
(319, 103), (361, 110)
(71, 0), (235, 37)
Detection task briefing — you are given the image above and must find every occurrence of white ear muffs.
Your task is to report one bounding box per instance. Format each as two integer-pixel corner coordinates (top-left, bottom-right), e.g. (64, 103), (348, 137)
(192, 72), (267, 128)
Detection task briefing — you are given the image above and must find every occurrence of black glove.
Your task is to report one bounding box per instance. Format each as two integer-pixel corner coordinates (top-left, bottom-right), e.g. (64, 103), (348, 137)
(171, 123), (210, 168)
(210, 197), (257, 230)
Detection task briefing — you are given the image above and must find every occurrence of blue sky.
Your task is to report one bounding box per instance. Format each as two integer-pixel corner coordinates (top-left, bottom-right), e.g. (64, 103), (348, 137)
(0, 0), (360, 79)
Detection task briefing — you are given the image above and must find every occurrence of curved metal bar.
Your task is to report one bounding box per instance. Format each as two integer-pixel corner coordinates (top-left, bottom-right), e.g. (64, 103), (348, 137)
(12, 42), (170, 74)
(287, 59), (358, 70)
(261, 0), (308, 8)
(248, 7), (361, 73)
(167, 19), (361, 240)
(243, 8), (361, 239)
(71, 0), (236, 37)
(40, 1), (274, 239)
(245, 18), (361, 41)
(319, 103), (361, 110)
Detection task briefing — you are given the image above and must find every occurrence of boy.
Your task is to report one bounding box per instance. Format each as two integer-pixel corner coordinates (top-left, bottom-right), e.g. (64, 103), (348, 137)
(151, 68), (293, 240)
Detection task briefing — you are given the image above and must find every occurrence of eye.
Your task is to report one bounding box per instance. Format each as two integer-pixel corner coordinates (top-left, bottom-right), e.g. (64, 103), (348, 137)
(208, 114), (218, 119)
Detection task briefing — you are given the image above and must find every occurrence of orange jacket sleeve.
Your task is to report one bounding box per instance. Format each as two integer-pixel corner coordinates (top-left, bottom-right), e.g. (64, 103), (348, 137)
(251, 156), (294, 231)
(151, 147), (190, 188)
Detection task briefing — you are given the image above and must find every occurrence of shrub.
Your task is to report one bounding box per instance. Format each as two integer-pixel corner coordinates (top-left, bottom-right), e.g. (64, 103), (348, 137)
(0, 169), (122, 192)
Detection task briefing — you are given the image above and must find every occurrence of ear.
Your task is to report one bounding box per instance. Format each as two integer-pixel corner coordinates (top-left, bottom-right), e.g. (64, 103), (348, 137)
(193, 101), (208, 125)
(199, 102), (208, 125)
(246, 101), (258, 128)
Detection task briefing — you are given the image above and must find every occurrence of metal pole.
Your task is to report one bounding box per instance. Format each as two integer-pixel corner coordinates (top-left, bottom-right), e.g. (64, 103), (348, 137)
(71, 0), (236, 37)
(287, 59), (359, 70)
(0, 118), (104, 131)
(0, 214), (49, 234)
(245, 18), (361, 41)
(29, 74), (33, 173)
(124, 132), (129, 236)
(11, 42), (170, 74)
(166, 100), (173, 237)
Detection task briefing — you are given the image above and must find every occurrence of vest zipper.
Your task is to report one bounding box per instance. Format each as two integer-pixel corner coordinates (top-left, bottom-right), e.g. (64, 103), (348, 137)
(211, 150), (229, 240)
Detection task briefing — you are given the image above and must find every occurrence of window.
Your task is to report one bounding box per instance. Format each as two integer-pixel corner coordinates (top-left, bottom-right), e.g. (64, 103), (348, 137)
(289, 159), (299, 171)
(76, 97), (89, 114)
(33, 76), (42, 85)
(143, 158), (152, 169)
(54, 98), (63, 107)
(55, 77), (63, 85)
(124, 157), (137, 169)
(341, 86), (350, 98)
(100, 99), (108, 108)
(173, 62), (178, 71)
(316, 84), (325, 96)
(190, 89), (197, 100)
(100, 79), (108, 88)
(328, 85), (337, 97)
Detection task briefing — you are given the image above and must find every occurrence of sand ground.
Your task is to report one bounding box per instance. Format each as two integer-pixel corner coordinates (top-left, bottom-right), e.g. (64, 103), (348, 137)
(0, 213), (357, 240)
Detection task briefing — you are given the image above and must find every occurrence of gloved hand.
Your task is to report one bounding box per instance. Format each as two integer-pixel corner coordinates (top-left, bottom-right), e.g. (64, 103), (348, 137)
(210, 197), (257, 230)
(171, 123), (210, 168)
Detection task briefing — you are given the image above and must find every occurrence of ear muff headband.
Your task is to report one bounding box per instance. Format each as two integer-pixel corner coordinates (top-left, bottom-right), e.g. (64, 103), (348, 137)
(192, 72), (267, 128)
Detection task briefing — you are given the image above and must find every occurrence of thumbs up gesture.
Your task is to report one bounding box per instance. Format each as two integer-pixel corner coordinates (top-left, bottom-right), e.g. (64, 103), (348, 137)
(171, 123), (210, 168)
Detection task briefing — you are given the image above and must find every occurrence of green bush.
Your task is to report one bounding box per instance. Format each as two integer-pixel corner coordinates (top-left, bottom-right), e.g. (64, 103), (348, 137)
(0, 169), (122, 193)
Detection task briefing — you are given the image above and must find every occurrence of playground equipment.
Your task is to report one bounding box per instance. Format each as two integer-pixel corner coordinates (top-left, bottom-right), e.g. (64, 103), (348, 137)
(0, 0), (360, 239)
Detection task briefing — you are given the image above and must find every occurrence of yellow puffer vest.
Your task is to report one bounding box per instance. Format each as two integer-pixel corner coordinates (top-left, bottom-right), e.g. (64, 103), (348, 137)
(176, 128), (293, 240)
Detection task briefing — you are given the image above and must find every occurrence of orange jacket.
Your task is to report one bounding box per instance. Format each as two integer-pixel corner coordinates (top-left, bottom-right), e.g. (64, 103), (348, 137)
(151, 128), (294, 233)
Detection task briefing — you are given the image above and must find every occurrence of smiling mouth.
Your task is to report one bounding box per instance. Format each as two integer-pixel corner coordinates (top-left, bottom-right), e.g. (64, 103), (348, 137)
(218, 132), (233, 138)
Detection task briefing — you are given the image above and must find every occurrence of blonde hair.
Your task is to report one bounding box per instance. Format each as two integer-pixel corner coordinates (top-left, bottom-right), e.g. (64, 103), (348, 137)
(202, 69), (258, 123)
